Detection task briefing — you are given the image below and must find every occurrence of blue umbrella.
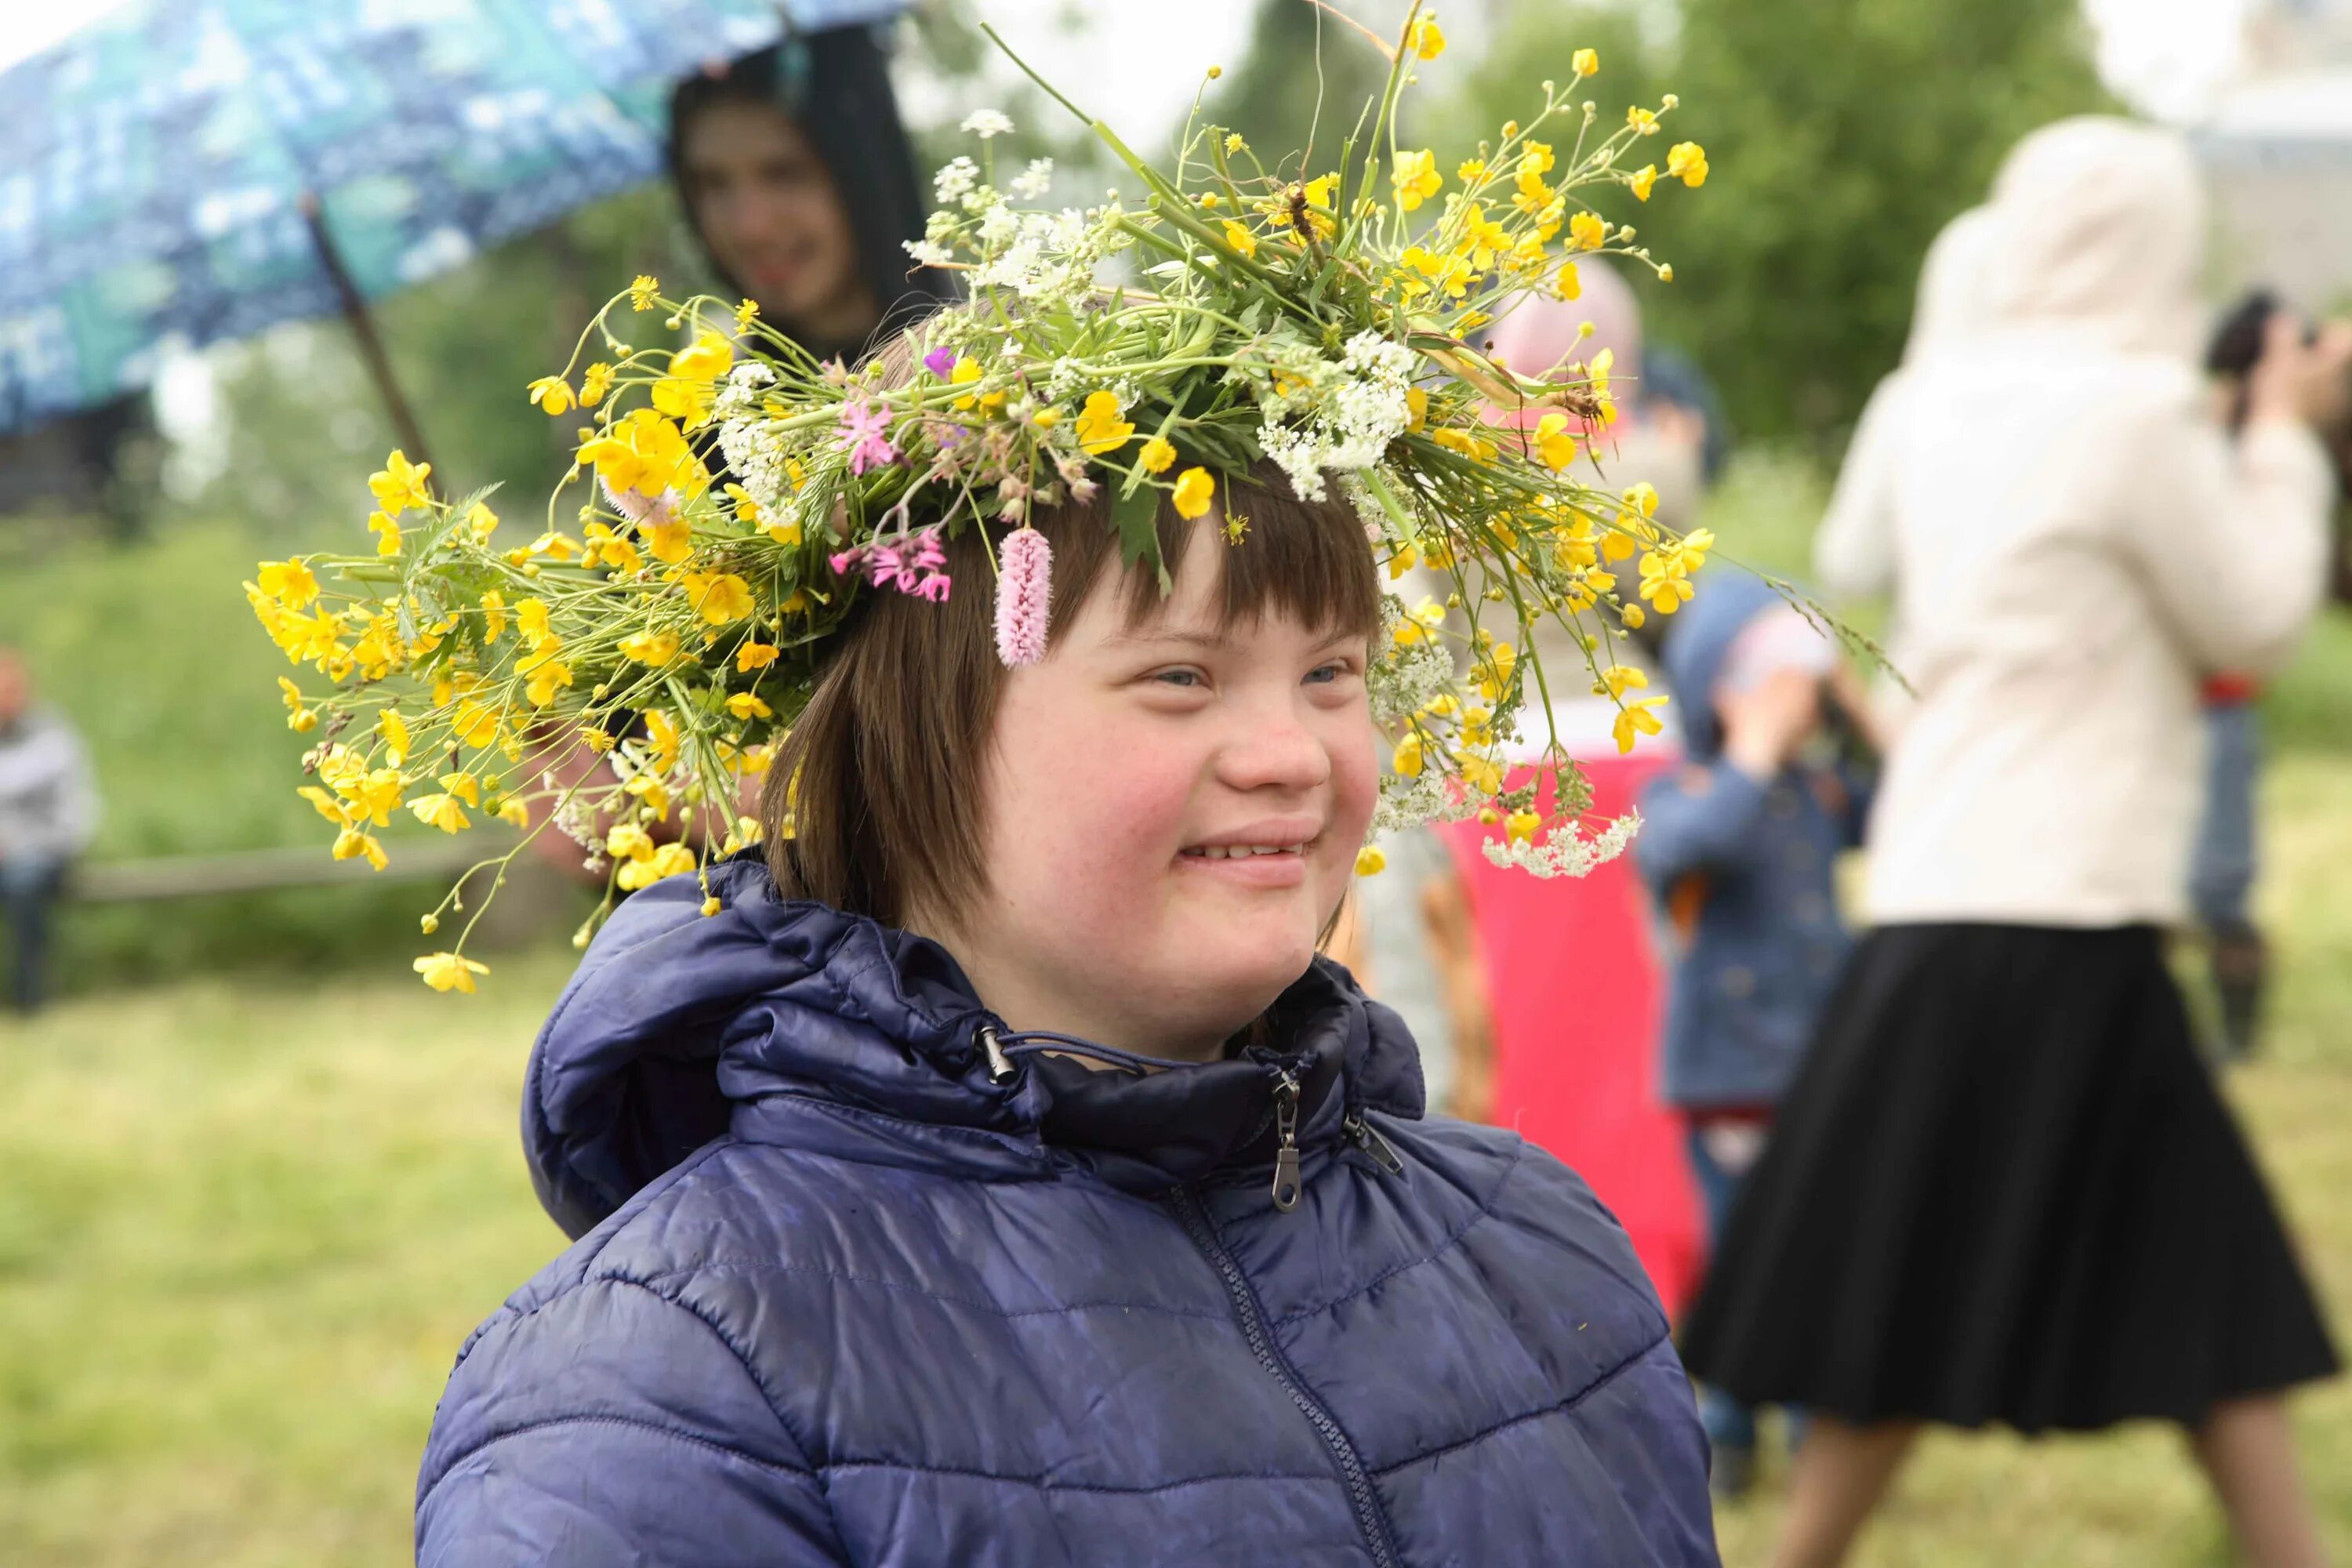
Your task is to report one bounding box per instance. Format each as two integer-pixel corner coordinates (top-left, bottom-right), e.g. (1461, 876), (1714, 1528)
(0, 0), (910, 441)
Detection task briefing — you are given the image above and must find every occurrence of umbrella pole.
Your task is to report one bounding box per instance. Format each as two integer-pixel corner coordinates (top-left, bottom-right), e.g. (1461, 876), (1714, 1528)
(299, 193), (438, 474)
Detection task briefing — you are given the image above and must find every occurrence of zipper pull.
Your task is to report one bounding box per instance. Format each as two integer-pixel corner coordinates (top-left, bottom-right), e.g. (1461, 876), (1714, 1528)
(1269, 1069), (1302, 1213)
(1344, 1112), (1404, 1176)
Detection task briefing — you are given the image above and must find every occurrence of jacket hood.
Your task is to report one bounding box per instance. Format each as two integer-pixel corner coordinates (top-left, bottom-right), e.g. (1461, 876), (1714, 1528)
(524, 857), (1426, 1237)
(1903, 205), (1999, 365)
(1657, 573), (1788, 761)
(1976, 116), (2205, 360)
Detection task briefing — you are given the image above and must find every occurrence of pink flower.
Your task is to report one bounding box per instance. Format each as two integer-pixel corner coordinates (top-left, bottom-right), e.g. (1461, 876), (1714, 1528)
(913, 572), (953, 603)
(993, 527), (1052, 666)
(828, 545), (866, 577)
(922, 346), (956, 378)
(837, 400), (901, 475)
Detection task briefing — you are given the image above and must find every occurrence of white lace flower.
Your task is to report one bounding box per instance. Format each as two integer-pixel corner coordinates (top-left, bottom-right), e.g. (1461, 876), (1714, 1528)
(934, 156), (979, 202)
(1011, 158), (1054, 199)
(1478, 809), (1642, 877)
(960, 109), (1015, 140)
(904, 238), (953, 267)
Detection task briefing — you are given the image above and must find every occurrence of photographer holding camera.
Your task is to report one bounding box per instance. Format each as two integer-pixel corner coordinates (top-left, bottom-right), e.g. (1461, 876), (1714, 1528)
(2194, 290), (2352, 1060)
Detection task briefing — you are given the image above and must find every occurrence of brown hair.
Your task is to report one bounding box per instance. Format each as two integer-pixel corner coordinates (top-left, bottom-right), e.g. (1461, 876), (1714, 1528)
(763, 459), (1382, 924)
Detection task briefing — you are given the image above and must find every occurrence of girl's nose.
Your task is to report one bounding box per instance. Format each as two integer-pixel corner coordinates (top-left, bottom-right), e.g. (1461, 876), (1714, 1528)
(1216, 698), (1331, 795)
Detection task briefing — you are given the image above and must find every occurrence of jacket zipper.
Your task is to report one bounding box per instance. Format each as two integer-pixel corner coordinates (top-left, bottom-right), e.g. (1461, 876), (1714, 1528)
(1167, 1185), (1402, 1568)
(1342, 1111), (1404, 1176)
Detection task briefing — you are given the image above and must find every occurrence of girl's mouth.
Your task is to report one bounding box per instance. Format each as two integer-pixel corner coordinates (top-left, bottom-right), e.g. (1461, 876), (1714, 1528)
(1178, 841), (1310, 861)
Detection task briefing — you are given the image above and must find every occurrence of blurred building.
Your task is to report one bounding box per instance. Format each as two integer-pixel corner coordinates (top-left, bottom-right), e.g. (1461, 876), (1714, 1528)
(2193, 0), (2352, 308)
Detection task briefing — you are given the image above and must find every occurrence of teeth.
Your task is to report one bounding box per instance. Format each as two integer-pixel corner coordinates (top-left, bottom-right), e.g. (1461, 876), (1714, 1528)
(1187, 843), (1308, 859)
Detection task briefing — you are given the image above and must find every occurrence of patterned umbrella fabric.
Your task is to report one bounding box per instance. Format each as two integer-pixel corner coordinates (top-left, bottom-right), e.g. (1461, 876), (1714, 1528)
(0, 0), (908, 435)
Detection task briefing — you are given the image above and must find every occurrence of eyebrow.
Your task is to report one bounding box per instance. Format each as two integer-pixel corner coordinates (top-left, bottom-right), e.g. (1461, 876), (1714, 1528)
(1105, 625), (1363, 652)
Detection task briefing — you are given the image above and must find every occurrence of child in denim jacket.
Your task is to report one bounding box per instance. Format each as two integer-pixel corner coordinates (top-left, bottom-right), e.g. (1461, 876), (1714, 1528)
(1636, 575), (1875, 1495)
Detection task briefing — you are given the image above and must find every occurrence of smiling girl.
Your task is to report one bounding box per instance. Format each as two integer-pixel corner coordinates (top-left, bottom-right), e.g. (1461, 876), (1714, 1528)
(412, 464), (1717, 1566)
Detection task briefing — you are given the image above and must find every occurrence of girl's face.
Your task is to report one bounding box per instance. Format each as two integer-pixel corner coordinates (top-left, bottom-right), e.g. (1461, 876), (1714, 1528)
(677, 100), (871, 339)
(946, 521), (1378, 1062)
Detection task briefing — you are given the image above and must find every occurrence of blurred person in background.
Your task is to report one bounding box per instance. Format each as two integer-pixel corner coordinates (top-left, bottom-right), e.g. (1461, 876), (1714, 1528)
(1680, 118), (2347, 1568)
(1812, 205), (1999, 733)
(2191, 289), (2352, 1062)
(1634, 575), (1878, 1501)
(668, 24), (953, 362)
(0, 649), (97, 1014)
(525, 23), (958, 884)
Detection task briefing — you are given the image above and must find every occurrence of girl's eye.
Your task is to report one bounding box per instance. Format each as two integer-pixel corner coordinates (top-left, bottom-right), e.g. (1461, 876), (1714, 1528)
(1152, 667), (1206, 688)
(1305, 661), (1356, 685)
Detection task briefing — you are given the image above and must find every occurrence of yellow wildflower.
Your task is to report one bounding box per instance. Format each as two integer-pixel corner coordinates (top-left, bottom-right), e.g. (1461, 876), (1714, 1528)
(1171, 466), (1216, 521)
(1555, 260), (1581, 299)
(368, 449), (431, 517)
(620, 627), (681, 666)
(1392, 147), (1442, 212)
(1628, 106), (1658, 134)
(1355, 844), (1388, 877)
(630, 274), (659, 311)
(527, 376), (574, 416)
(1138, 435), (1178, 474)
(648, 842), (696, 880)
(1074, 390), (1135, 456)
(1638, 553), (1697, 613)
(409, 793), (471, 833)
(1225, 132), (1247, 154)
(440, 771), (481, 808)
(333, 825), (390, 871)
(1408, 12), (1445, 59)
(683, 571), (755, 625)
(367, 511), (402, 557)
(579, 362), (614, 406)
(520, 648), (572, 706)
(1393, 732), (1425, 777)
(1405, 387), (1428, 431)
(1221, 219), (1258, 259)
(377, 708), (412, 765)
(451, 699), (501, 750)
(1534, 412), (1578, 470)
(514, 597), (556, 652)
(583, 521), (642, 572)
(1506, 810), (1541, 845)
(1630, 165), (1657, 202)
(495, 797), (530, 829)
(724, 691), (773, 720)
(470, 590), (506, 643)
(1456, 202), (1511, 269)
(414, 951), (488, 993)
(639, 514), (690, 565)
(1597, 664), (1649, 700)
(736, 641), (780, 673)
(1612, 694), (1668, 754)
(1457, 157), (1488, 184)
(735, 296), (760, 329)
(1569, 211), (1606, 251)
(1460, 753), (1504, 797)
(1573, 47), (1599, 77)
(256, 559), (319, 608)
(643, 710), (682, 773)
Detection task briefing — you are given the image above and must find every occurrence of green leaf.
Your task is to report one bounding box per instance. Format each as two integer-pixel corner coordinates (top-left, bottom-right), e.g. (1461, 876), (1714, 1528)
(1112, 481), (1169, 591)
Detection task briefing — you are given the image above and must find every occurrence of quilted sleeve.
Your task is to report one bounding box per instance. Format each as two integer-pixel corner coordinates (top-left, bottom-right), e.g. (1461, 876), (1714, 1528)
(416, 1276), (850, 1567)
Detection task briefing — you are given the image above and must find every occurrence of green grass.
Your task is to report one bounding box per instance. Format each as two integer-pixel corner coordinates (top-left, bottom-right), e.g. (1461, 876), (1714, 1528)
(2, 758), (2350, 1566)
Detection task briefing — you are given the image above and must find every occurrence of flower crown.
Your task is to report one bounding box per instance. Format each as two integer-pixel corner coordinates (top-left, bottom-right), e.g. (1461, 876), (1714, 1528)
(246, 5), (1715, 993)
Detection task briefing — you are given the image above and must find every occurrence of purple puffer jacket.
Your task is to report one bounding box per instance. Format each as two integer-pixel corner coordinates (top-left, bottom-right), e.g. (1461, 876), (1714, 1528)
(415, 857), (1718, 1566)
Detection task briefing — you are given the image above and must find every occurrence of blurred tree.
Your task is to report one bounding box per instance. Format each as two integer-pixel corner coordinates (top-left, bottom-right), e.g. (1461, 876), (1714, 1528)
(1437, 0), (2113, 448)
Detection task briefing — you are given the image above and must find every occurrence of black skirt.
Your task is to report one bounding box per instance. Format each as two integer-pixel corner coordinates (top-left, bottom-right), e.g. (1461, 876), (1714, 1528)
(1679, 923), (2339, 1433)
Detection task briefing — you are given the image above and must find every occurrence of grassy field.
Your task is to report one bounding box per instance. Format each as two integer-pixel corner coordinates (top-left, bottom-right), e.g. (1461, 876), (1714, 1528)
(0, 753), (2345, 1565)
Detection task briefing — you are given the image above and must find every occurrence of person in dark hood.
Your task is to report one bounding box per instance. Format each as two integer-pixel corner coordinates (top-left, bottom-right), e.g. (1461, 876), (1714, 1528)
(668, 26), (954, 364)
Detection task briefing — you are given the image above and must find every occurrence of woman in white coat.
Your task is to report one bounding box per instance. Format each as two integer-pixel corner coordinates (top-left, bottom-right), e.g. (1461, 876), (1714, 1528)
(1681, 118), (2346, 1568)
